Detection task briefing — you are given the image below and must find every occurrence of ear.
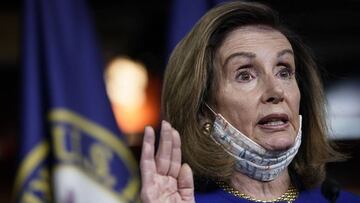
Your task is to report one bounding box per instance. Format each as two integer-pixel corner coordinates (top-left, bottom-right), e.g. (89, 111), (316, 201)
(198, 103), (216, 135)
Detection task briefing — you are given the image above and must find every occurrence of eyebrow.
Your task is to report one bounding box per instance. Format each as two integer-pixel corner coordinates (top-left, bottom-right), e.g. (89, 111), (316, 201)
(223, 52), (255, 67)
(222, 49), (294, 67)
(277, 49), (294, 57)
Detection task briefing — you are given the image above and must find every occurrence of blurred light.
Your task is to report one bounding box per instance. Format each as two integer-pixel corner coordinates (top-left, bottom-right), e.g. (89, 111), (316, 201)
(326, 79), (360, 140)
(105, 57), (148, 109)
(105, 57), (160, 143)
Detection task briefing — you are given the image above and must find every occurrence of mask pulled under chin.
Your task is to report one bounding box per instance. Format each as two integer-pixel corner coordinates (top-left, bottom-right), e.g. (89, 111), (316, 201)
(209, 110), (302, 182)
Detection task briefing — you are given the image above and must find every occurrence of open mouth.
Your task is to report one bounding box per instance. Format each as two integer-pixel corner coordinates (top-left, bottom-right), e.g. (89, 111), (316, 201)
(257, 114), (289, 127)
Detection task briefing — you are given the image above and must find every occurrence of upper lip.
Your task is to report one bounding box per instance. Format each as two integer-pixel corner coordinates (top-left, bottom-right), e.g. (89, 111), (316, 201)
(257, 113), (289, 125)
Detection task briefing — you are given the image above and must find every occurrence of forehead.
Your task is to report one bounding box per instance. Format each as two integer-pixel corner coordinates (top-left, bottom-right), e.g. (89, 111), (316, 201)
(217, 25), (293, 62)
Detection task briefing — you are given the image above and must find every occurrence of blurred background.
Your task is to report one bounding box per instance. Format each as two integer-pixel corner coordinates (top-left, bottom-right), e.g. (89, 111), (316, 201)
(0, 0), (359, 202)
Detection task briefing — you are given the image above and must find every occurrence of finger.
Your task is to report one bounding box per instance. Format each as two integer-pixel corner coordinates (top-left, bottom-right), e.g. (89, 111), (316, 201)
(140, 126), (156, 185)
(167, 128), (182, 178)
(178, 163), (195, 201)
(155, 120), (173, 175)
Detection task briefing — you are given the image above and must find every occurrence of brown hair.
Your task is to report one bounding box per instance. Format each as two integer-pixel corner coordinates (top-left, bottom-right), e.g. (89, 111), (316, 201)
(162, 1), (343, 189)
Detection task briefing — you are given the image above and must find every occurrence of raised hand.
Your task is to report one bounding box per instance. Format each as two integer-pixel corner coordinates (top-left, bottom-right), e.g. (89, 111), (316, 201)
(140, 120), (195, 203)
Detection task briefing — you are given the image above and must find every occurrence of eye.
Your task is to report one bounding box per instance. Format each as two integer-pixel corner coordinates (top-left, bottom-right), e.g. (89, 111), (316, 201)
(277, 65), (294, 80)
(236, 70), (254, 82)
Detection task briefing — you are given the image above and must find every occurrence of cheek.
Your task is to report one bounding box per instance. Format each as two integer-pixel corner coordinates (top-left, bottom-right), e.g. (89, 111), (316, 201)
(238, 98), (258, 130)
(293, 85), (301, 107)
(286, 84), (301, 113)
(216, 81), (260, 132)
(219, 84), (257, 112)
(223, 94), (258, 132)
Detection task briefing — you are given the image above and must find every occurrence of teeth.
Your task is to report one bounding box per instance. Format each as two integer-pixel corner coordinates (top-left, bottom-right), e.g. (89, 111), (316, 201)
(263, 120), (285, 126)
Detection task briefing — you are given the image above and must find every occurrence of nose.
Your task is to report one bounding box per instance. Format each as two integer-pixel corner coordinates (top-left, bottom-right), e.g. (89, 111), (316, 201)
(261, 77), (285, 104)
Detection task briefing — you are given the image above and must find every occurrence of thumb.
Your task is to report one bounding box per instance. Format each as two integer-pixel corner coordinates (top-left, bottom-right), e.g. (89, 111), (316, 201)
(178, 163), (195, 201)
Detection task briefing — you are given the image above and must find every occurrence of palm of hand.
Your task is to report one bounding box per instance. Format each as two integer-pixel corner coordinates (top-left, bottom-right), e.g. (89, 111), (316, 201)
(140, 121), (195, 203)
(144, 175), (188, 202)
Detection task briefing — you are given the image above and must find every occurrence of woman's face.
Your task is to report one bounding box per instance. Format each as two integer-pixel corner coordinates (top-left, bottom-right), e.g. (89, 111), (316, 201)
(214, 26), (300, 151)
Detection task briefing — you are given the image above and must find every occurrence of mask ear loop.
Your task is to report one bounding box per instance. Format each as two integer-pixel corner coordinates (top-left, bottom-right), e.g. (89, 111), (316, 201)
(204, 103), (217, 116)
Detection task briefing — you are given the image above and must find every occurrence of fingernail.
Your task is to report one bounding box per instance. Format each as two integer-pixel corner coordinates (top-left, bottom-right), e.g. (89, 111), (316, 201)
(162, 120), (169, 128)
(146, 125), (155, 132)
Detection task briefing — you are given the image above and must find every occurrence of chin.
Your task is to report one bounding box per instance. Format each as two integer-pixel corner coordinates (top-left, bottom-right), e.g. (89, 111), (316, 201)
(261, 132), (295, 151)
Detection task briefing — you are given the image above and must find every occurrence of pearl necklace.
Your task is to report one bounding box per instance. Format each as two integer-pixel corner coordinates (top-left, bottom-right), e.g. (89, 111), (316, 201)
(216, 181), (299, 203)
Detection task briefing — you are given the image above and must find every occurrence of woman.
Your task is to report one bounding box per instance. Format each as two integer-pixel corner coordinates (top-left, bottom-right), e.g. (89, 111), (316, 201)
(140, 1), (359, 202)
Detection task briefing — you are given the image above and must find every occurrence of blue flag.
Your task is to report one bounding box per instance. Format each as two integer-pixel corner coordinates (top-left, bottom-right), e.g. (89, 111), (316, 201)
(167, 0), (228, 56)
(15, 0), (139, 202)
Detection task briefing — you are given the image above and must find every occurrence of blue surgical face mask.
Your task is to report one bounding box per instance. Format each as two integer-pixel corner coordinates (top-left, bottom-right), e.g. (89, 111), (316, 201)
(205, 104), (302, 181)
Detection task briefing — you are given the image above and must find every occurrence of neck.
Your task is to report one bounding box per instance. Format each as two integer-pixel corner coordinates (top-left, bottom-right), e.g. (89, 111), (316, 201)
(230, 169), (291, 200)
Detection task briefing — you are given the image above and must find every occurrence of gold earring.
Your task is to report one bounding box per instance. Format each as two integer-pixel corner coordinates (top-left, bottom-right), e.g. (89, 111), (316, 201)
(202, 122), (212, 135)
